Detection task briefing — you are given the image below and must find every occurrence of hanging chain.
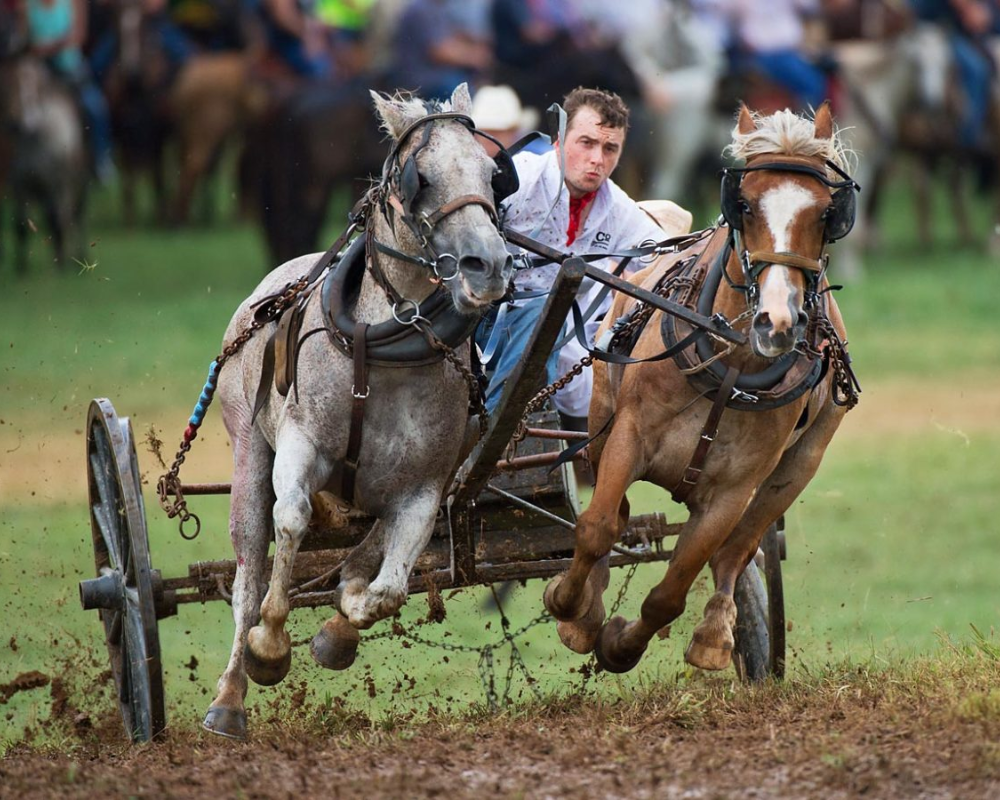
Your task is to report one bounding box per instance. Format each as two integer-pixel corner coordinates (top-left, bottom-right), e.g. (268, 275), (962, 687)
(156, 275), (313, 539)
(800, 315), (860, 411)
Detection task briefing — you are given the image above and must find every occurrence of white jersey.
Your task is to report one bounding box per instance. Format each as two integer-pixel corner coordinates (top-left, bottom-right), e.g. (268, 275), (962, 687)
(500, 149), (665, 416)
(502, 149), (664, 295)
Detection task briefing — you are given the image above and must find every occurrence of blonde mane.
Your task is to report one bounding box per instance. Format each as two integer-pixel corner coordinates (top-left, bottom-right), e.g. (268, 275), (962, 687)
(724, 108), (856, 178)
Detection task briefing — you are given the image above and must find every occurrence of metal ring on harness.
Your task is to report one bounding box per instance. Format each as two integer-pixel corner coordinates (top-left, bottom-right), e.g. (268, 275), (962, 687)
(391, 298), (432, 327)
(351, 384), (370, 399)
(433, 253), (460, 282)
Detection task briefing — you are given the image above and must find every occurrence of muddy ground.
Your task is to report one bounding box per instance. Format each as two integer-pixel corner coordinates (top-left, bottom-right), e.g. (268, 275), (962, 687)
(4, 663), (1000, 799)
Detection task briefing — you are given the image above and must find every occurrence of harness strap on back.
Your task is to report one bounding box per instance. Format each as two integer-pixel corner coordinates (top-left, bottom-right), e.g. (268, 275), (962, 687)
(672, 365), (741, 504)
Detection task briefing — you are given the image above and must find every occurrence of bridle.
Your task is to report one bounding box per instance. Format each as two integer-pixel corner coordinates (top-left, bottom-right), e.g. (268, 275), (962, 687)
(720, 155), (860, 310)
(370, 111), (518, 284)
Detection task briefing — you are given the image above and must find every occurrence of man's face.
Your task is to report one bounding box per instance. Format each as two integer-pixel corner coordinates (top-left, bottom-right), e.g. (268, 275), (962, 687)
(554, 105), (625, 198)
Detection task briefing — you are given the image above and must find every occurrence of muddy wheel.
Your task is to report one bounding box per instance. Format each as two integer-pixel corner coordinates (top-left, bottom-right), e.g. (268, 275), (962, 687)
(79, 398), (165, 742)
(733, 519), (786, 682)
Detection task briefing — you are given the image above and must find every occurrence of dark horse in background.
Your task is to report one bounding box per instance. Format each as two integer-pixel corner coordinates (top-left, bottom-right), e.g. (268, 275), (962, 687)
(241, 80), (386, 266)
(0, 34), (89, 274)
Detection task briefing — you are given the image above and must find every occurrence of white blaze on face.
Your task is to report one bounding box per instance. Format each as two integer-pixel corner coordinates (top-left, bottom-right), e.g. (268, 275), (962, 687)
(757, 184), (815, 329)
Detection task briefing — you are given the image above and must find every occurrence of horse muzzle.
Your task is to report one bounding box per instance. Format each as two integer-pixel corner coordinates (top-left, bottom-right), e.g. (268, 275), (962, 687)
(751, 308), (808, 358)
(453, 251), (514, 310)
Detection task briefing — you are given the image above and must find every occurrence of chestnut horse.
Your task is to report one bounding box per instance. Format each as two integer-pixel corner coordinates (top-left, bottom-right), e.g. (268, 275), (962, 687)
(544, 104), (859, 674)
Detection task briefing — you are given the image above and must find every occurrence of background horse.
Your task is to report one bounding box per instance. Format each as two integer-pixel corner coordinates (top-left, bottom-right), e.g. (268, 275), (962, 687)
(204, 84), (513, 739)
(0, 50), (88, 274)
(544, 104), (857, 675)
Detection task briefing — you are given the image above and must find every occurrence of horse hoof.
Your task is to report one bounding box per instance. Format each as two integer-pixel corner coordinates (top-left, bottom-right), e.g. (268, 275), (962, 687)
(684, 638), (733, 671)
(243, 642), (291, 686)
(543, 573), (593, 622)
(556, 619), (599, 654)
(203, 706), (247, 740)
(594, 616), (645, 674)
(310, 615), (360, 671)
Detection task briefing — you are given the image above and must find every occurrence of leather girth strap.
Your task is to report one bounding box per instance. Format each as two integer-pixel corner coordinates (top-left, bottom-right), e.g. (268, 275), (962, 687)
(336, 321), (370, 505)
(672, 365), (741, 504)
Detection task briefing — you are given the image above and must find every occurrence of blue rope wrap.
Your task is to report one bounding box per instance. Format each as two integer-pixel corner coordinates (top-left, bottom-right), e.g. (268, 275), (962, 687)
(188, 360), (220, 427)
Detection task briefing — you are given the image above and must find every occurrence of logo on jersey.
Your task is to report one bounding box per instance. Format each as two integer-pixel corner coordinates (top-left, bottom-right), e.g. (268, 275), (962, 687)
(592, 231), (611, 248)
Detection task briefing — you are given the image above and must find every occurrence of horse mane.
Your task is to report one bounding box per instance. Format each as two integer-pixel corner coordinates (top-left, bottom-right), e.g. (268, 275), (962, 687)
(725, 108), (857, 177)
(373, 91), (450, 140)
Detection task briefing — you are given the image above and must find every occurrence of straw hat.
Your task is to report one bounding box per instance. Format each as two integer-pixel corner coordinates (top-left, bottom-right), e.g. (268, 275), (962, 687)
(471, 85), (539, 132)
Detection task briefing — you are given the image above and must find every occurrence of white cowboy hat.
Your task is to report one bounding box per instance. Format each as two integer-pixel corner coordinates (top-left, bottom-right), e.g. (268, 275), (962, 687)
(471, 85), (539, 132)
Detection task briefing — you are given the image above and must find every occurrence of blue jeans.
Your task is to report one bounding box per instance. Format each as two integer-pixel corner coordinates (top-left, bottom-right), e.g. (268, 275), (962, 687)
(475, 297), (561, 414)
(949, 32), (993, 149)
(746, 49), (828, 110)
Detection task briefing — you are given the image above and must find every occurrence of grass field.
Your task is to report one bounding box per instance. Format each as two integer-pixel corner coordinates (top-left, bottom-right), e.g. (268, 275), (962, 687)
(1, 168), (999, 748)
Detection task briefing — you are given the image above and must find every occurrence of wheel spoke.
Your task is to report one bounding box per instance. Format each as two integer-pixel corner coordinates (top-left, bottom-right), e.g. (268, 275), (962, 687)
(91, 503), (122, 567)
(123, 588), (151, 740)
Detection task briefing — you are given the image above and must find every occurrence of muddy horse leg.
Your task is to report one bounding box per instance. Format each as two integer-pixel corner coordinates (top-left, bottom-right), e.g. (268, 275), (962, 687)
(594, 493), (754, 673)
(340, 487), (442, 629)
(244, 431), (328, 685)
(310, 519), (387, 671)
(204, 419), (274, 739)
(544, 421), (641, 637)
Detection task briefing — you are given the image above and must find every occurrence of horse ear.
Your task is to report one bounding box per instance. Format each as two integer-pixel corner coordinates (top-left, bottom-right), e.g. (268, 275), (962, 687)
(737, 104), (756, 135)
(449, 82), (473, 116)
(370, 90), (409, 140)
(814, 101), (834, 140)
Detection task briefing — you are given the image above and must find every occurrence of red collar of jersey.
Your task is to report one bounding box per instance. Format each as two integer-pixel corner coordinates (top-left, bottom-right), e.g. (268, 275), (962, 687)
(565, 190), (597, 246)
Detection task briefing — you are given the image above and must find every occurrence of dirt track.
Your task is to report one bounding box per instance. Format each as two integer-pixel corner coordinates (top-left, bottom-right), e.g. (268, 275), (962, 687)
(4, 662), (1000, 799)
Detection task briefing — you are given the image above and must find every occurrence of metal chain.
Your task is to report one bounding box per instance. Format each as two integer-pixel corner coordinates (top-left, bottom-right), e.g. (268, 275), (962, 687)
(510, 355), (594, 448)
(156, 275), (312, 538)
(360, 608), (551, 710)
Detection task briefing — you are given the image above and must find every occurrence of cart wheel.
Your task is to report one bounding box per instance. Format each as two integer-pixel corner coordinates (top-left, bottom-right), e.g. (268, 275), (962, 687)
(79, 398), (165, 742)
(733, 520), (786, 681)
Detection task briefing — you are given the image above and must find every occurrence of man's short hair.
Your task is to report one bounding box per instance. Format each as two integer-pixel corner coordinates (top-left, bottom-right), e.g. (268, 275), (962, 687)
(563, 87), (630, 135)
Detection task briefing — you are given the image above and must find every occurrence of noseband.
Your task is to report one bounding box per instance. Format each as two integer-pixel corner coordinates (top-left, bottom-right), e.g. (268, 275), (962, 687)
(373, 111), (518, 282)
(720, 156), (860, 308)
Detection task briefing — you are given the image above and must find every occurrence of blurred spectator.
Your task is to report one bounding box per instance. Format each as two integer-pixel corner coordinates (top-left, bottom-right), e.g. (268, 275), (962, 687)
(90, 0), (197, 86)
(469, 83), (541, 155)
(170, 0), (252, 52)
(258, 0), (330, 78)
(491, 0), (640, 110)
(721, 0), (831, 110)
(315, 0), (376, 78)
(23, 0), (115, 181)
(385, 0), (492, 100)
(910, 0), (996, 150)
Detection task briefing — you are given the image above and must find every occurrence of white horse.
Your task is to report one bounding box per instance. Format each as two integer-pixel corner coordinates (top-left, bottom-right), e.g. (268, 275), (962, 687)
(203, 84), (514, 739)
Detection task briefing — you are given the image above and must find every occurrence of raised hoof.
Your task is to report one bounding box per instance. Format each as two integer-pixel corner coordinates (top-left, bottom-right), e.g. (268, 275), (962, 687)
(684, 638), (733, 671)
(543, 572), (593, 623)
(556, 619), (599, 654)
(594, 615), (646, 674)
(243, 641), (292, 686)
(203, 706), (247, 740)
(310, 615), (360, 671)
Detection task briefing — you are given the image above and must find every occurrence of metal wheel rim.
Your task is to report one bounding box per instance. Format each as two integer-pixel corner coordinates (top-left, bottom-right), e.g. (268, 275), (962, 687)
(86, 398), (165, 742)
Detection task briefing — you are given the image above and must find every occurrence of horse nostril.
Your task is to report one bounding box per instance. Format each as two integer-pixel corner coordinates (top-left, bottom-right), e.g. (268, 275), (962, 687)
(796, 310), (809, 330)
(753, 311), (771, 331)
(458, 255), (488, 275)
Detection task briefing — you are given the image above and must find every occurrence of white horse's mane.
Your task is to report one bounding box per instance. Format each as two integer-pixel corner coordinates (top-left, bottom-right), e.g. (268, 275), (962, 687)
(725, 108), (857, 177)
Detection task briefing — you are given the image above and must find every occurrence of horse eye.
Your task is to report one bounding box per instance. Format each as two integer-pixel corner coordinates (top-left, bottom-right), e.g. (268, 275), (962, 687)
(418, 173), (430, 189)
(740, 199), (752, 215)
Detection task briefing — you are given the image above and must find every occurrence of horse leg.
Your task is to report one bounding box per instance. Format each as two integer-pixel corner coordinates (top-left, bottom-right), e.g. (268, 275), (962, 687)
(204, 419), (274, 739)
(310, 519), (387, 671)
(544, 421), (640, 639)
(244, 431), (328, 685)
(703, 407), (845, 668)
(340, 488), (442, 629)
(595, 493), (754, 674)
(14, 194), (28, 276)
